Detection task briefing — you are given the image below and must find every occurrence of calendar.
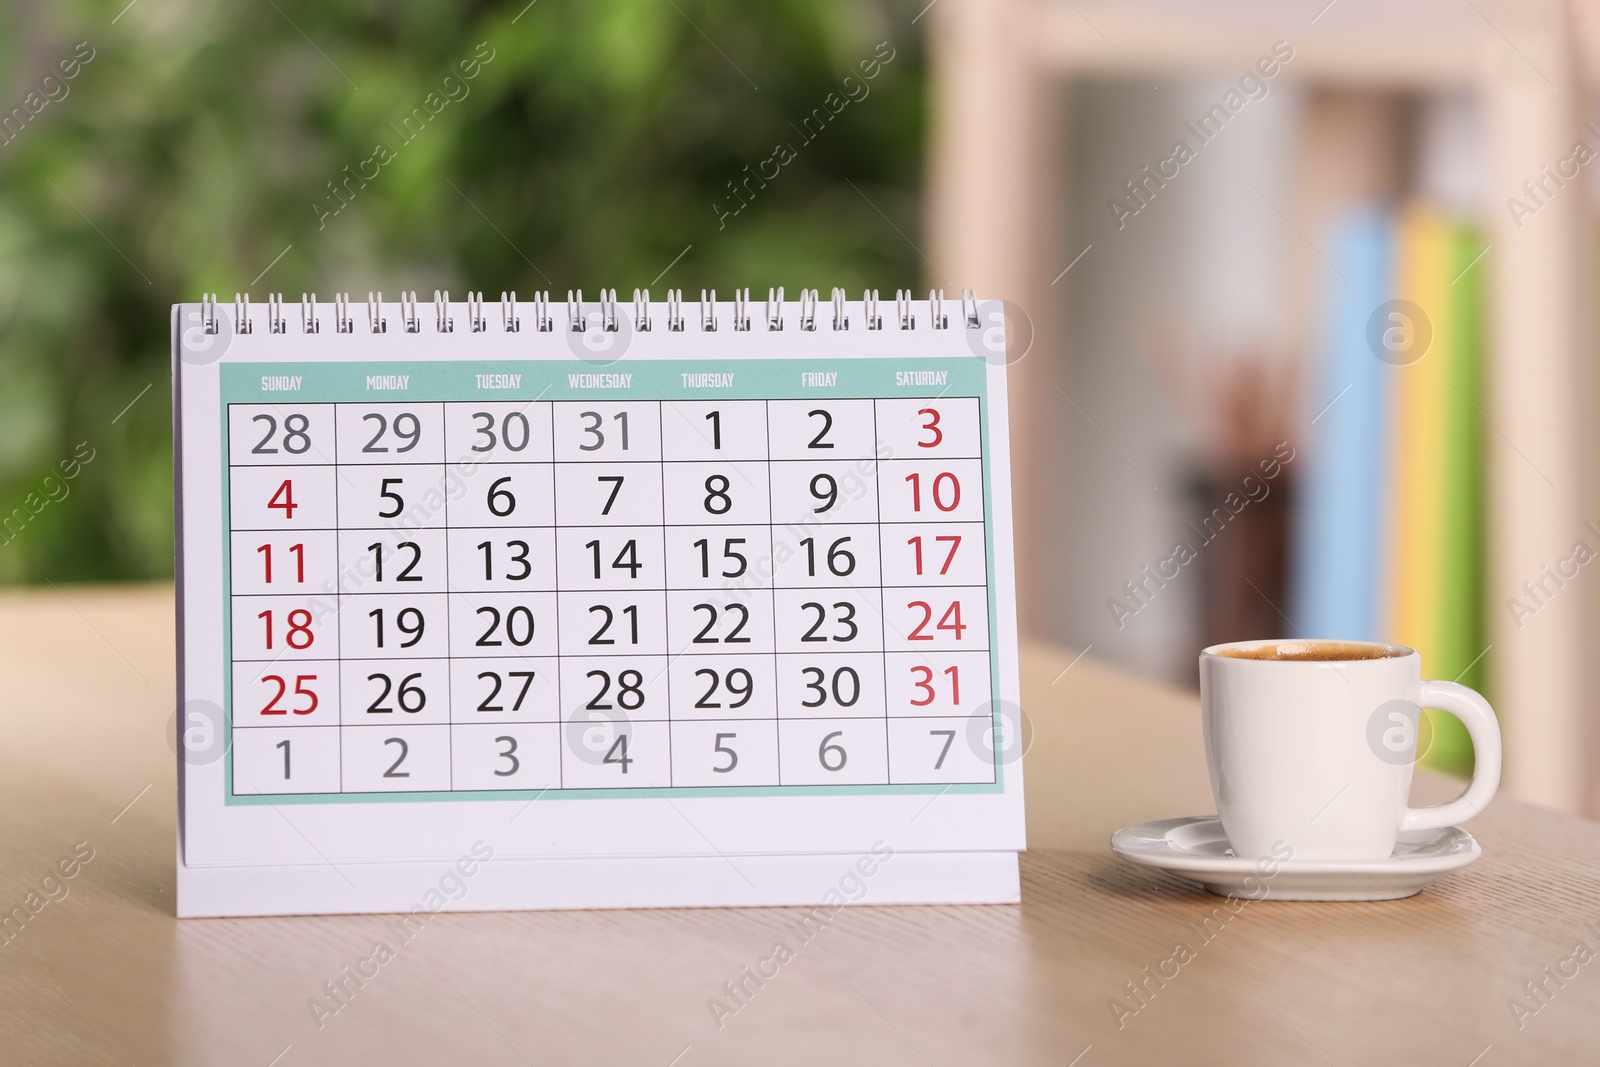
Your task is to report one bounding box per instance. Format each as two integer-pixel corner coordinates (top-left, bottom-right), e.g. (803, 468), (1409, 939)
(175, 290), (1024, 916)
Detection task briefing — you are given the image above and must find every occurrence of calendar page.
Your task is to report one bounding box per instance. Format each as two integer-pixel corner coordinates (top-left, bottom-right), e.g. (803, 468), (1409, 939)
(176, 293), (1023, 911)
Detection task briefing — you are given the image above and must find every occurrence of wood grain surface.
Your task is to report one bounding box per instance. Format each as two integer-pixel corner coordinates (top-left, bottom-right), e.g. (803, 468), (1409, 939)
(1, 584), (1597, 1065)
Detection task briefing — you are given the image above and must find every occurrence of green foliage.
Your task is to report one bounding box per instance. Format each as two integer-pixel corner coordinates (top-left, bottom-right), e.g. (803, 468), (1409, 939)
(0, 0), (925, 582)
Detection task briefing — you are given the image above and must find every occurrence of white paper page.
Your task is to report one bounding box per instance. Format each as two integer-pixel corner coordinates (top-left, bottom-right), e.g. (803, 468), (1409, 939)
(176, 296), (1025, 869)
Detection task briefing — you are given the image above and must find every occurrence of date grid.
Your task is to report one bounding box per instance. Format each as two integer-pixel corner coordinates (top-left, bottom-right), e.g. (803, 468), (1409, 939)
(224, 396), (995, 797)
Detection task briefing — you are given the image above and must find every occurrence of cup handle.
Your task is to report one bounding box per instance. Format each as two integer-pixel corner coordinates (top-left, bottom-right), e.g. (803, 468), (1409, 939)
(1399, 680), (1502, 833)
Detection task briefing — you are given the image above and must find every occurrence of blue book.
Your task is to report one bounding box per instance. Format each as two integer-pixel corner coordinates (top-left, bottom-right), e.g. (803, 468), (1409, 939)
(1289, 208), (1393, 639)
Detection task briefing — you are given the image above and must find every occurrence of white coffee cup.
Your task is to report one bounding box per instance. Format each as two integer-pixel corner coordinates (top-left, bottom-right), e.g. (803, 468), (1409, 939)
(1199, 639), (1501, 861)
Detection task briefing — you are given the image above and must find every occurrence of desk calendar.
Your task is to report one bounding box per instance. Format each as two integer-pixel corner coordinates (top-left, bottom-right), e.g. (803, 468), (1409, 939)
(175, 290), (1024, 916)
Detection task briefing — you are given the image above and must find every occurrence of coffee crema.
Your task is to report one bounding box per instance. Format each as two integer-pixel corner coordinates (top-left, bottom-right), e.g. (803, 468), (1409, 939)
(1214, 641), (1407, 662)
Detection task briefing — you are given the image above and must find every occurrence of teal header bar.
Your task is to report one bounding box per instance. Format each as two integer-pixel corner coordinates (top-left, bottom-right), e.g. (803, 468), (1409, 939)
(222, 357), (988, 404)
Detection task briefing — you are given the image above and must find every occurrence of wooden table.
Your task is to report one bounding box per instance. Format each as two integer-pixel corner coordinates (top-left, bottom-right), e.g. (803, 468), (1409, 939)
(3, 584), (1598, 1065)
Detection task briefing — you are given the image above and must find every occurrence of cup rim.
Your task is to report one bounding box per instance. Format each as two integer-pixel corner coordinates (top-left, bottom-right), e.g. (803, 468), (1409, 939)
(1200, 638), (1416, 663)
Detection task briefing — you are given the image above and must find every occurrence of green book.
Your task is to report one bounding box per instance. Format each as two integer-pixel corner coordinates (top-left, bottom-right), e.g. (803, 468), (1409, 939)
(1422, 223), (1486, 776)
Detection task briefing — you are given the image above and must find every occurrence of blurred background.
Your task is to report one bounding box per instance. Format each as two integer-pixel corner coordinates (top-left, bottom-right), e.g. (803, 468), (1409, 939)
(1, 0), (1596, 814)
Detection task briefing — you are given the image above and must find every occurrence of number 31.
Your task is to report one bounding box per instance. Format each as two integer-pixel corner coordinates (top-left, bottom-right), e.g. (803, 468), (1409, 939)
(911, 664), (960, 706)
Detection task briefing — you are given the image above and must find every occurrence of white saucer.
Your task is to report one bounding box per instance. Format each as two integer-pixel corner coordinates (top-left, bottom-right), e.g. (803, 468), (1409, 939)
(1109, 816), (1480, 901)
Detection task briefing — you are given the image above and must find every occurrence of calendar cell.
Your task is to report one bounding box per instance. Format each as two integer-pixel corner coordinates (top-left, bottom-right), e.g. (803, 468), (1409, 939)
(878, 459), (985, 524)
(884, 651), (992, 717)
(229, 404), (337, 466)
(880, 523), (988, 587)
(447, 592), (560, 658)
(340, 659), (451, 726)
(767, 400), (877, 460)
(666, 654), (778, 720)
(450, 658), (562, 723)
(558, 657), (669, 723)
(440, 461), (551, 529)
(232, 726), (341, 794)
(553, 402), (662, 462)
(775, 653), (888, 720)
(341, 724), (452, 792)
(770, 524), (881, 590)
(777, 718), (889, 786)
(887, 715), (997, 784)
(335, 403), (446, 464)
(230, 531), (338, 596)
(339, 593), (451, 659)
(338, 529), (448, 594)
(557, 591), (669, 656)
(661, 462), (771, 526)
(232, 660), (340, 727)
(660, 400), (768, 461)
(883, 589), (990, 652)
(560, 717), (671, 789)
(451, 723), (561, 791)
(554, 463), (665, 526)
(669, 719), (779, 787)
(230, 465), (337, 531)
(666, 589), (774, 656)
(445, 528), (558, 592)
(335, 465), (453, 530)
(554, 527), (665, 590)
(773, 589), (883, 652)
(444, 402), (555, 463)
(663, 526), (773, 590)
(873, 398), (981, 459)
(768, 460), (881, 526)
(232, 594), (339, 661)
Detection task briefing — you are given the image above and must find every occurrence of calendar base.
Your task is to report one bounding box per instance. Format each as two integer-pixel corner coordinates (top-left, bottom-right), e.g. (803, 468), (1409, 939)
(176, 849), (1020, 917)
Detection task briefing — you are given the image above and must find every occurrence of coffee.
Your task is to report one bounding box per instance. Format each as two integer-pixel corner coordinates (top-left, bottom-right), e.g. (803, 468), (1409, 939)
(1202, 637), (1501, 863)
(1214, 641), (1406, 662)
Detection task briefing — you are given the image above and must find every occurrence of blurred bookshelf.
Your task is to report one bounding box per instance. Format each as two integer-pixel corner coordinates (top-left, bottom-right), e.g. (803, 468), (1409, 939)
(928, 0), (1599, 814)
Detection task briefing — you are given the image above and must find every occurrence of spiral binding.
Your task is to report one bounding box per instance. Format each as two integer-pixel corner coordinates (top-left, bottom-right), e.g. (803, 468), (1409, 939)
(200, 289), (985, 335)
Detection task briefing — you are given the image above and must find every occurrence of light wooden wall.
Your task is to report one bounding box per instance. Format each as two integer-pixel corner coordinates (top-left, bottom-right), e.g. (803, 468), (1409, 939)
(1481, 2), (1594, 813)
